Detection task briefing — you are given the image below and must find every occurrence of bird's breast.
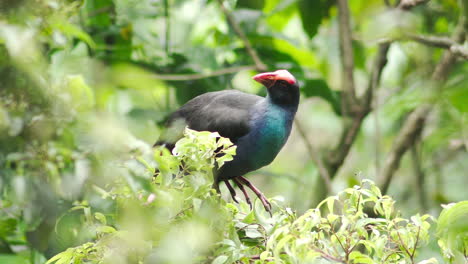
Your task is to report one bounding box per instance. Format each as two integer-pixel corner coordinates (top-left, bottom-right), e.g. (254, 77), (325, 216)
(246, 104), (294, 168)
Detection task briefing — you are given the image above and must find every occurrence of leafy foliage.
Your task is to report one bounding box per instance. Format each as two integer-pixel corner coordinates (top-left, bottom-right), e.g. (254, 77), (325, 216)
(42, 130), (437, 264)
(0, 0), (467, 263)
(265, 180), (434, 263)
(437, 201), (468, 263)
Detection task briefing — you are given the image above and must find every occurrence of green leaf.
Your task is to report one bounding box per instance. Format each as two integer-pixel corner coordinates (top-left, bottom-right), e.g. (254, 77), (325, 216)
(94, 212), (107, 225)
(298, 0), (334, 39)
(437, 201), (468, 255)
(96, 225), (116, 234)
(260, 251), (270, 261)
(216, 154), (234, 168)
(212, 255), (228, 264)
(0, 218), (17, 238)
(274, 235), (293, 256)
(51, 21), (97, 49)
(65, 74), (95, 111)
(0, 254), (29, 264)
(448, 87), (468, 113)
(245, 228), (263, 239)
(417, 258), (439, 264)
(349, 251), (374, 264)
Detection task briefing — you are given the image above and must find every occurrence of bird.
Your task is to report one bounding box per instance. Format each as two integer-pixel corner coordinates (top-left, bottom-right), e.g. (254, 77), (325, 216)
(155, 70), (300, 213)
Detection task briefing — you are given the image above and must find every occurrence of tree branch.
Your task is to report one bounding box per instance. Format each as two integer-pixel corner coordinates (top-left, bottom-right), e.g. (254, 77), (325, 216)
(406, 34), (456, 49)
(216, 0), (267, 72)
(404, 34), (468, 59)
(363, 43), (391, 111)
(327, 42), (390, 177)
(379, 105), (429, 194)
(378, 1), (467, 194)
(398, 0), (430, 10)
(294, 119), (332, 193)
(337, 0), (357, 111)
(152, 65), (257, 80)
(320, 0), (429, 198)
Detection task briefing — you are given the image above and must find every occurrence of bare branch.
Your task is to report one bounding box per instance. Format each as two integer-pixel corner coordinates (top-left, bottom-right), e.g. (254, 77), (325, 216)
(320, 0), (438, 200)
(449, 45), (468, 60)
(378, 1), (467, 194)
(407, 34), (455, 48)
(294, 119), (332, 193)
(327, 113), (366, 176)
(363, 43), (391, 110)
(152, 65), (257, 81)
(337, 0), (357, 110)
(216, 0), (267, 72)
(327, 43), (390, 176)
(398, 0), (430, 10)
(405, 34), (468, 59)
(379, 106), (429, 194)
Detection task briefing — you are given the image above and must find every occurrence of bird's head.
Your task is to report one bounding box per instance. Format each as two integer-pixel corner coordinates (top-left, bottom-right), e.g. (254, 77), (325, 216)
(253, 69), (299, 106)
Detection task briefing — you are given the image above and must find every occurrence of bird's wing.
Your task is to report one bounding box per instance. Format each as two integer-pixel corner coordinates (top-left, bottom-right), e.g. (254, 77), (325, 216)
(156, 90), (261, 148)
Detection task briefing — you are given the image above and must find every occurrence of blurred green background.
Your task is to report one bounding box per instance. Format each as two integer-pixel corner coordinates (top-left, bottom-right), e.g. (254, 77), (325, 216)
(0, 0), (467, 263)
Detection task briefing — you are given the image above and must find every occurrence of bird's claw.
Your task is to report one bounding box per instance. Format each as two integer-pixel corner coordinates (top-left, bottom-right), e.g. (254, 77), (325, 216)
(245, 197), (253, 210)
(224, 180), (239, 203)
(258, 194), (272, 216)
(233, 178), (253, 210)
(237, 176), (273, 216)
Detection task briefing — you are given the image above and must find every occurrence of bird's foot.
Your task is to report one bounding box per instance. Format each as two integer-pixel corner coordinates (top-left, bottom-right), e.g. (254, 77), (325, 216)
(224, 180), (238, 203)
(233, 178), (252, 210)
(238, 176), (272, 216)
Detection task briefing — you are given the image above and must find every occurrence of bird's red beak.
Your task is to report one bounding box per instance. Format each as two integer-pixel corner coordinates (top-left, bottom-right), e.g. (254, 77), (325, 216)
(253, 72), (276, 88)
(253, 70), (296, 88)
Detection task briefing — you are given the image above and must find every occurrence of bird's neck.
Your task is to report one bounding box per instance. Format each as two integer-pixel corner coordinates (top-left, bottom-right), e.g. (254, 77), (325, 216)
(265, 94), (299, 115)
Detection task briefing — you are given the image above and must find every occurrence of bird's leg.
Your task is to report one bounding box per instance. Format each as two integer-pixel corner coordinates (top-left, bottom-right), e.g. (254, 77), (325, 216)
(233, 178), (252, 209)
(224, 180), (238, 203)
(238, 176), (272, 214)
(212, 180), (220, 194)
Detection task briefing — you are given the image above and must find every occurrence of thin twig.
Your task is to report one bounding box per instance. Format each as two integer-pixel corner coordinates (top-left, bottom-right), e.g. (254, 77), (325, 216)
(313, 247), (347, 263)
(216, 0), (267, 71)
(404, 34), (468, 59)
(326, 219), (347, 254)
(411, 226), (421, 260)
(152, 65), (257, 80)
(397, 231), (414, 262)
(294, 119), (332, 193)
(406, 34), (456, 48)
(363, 43), (391, 112)
(327, 112), (366, 176)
